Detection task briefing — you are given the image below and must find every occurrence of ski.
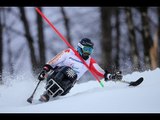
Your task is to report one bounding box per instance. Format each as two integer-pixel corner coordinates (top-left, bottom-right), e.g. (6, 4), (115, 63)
(129, 77), (144, 86)
(120, 77), (144, 86)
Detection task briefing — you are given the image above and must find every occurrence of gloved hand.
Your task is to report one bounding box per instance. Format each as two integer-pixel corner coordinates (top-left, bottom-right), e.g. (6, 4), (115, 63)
(104, 70), (123, 82)
(38, 64), (51, 81)
(38, 70), (47, 81)
(110, 71), (123, 81)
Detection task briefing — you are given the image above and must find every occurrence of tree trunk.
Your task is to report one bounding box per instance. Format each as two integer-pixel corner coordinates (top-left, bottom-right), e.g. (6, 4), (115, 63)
(100, 7), (113, 71)
(158, 7), (160, 68)
(125, 7), (140, 71)
(150, 30), (158, 70)
(19, 7), (38, 75)
(2, 8), (14, 76)
(60, 7), (72, 46)
(7, 32), (14, 75)
(36, 7), (46, 72)
(0, 8), (3, 83)
(139, 7), (152, 69)
(115, 7), (120, 70)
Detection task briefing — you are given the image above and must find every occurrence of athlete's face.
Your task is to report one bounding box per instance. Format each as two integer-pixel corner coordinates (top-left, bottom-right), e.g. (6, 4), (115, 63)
(82, 46), (93, 55)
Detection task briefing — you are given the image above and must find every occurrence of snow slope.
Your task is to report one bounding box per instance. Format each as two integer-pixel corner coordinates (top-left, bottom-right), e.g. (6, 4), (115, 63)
(0, 69), (160, 113)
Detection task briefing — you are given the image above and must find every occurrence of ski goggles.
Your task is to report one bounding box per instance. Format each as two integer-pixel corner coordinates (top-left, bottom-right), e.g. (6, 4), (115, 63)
(78, 43), (93, 54)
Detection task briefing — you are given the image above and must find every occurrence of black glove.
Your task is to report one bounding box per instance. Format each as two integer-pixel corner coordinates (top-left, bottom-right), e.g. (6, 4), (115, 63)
(104, 69), (112, 81)
(38, 64), (52, 81)
(111, 71), (123, 81)
(105, 70), (123, 82)
(38, 70), (47, 81)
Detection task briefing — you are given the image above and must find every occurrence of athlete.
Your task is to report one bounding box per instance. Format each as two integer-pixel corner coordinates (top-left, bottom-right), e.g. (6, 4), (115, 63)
(38, 38), (123, 102)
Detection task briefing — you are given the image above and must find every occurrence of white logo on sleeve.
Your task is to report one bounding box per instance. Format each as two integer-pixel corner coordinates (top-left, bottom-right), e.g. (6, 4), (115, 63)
(66, 68), (76, 78)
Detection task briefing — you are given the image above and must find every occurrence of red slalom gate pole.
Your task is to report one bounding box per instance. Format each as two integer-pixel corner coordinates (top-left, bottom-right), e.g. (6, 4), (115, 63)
(35, 8), (104, 87)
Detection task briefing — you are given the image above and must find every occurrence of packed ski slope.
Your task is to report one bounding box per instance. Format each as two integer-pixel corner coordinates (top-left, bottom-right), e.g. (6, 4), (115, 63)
(0, 68), (160, 113)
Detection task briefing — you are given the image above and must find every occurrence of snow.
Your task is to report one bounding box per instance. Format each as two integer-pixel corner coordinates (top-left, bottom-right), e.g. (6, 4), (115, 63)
(0, 68), (160, 113)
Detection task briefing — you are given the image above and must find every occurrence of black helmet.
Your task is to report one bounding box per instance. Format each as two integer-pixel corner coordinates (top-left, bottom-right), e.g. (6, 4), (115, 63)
(77, 38), (94, 60)
(79, 38), (94, 48)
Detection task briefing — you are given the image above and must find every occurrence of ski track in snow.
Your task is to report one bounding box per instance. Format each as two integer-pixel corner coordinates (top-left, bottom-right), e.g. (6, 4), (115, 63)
(0, 68), (160, 113)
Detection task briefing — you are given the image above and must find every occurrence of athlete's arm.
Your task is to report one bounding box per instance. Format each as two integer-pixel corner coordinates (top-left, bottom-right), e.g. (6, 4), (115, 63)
(89, 58), (105, 78)
(47, 48), (71, 68)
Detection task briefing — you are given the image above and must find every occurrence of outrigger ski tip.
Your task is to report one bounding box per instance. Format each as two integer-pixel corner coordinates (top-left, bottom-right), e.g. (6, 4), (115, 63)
(129, 77), (144, 86)
(120, 77), (144, 86)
